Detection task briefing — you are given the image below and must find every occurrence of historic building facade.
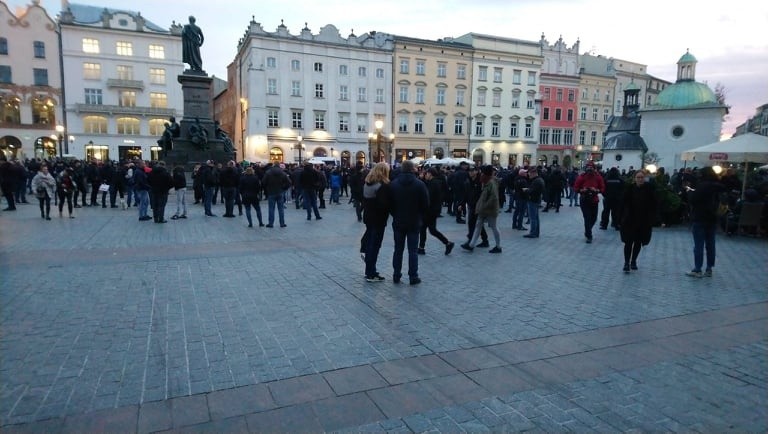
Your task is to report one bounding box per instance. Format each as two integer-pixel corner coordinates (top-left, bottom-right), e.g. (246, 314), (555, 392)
(0, 0), (62, 160)
(58, 4), (183, 161)
(577, 54), (617, 166)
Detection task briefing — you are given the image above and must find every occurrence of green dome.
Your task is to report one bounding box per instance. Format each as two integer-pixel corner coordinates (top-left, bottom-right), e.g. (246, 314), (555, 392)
(653, 81), (717, 108)
(678, 52), (697, 63)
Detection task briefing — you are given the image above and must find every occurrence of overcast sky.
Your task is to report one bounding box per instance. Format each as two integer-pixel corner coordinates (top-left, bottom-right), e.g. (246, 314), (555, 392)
(16, 0), (768, 138)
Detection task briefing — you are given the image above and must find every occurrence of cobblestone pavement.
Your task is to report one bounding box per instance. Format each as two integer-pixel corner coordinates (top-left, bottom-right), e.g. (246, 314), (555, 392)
(1, 193), (766, 432)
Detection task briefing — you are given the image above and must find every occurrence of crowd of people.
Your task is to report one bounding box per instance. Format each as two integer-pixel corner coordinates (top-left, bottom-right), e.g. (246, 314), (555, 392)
(2, 154), (767, 281)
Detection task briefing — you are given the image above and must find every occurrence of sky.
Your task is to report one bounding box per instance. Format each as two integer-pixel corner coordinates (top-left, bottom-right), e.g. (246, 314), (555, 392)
(14, 0), (768, 138)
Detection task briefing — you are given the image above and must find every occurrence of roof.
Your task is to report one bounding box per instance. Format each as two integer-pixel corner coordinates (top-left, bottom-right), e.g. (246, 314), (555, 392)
(606, 114), (641, 134)
(650, 81), (718, 109)
(678, 51), (697, 64)
(603, 132), (648, 152)
(65, 3), (167, 33)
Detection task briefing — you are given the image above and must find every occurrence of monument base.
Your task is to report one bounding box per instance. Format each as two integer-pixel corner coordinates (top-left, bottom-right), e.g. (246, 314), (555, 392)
(163, 139), (235, 171)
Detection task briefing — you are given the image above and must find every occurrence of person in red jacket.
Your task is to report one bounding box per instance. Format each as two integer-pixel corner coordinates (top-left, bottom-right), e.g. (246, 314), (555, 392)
(573, 161), (606, 243)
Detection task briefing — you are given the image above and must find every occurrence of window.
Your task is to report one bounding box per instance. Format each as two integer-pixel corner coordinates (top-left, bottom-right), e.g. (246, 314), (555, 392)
(414, 116), (424, 133)
(416, 60), (425, 75)
(314, 112), (325, 130)
(266, 57), (276, 68)
(478, 66), (487, 81)
(580, 106), (587, 120)
(543, 107), (550, 120)
(493, 68), (502, 83)
(590, 131), (597, 146)
(457, 64), (466, 79)
(567, 109), (574, 122)
(339, 113), (349, 132)
(150, 92), (167, 108)
(0, 65), (11, 84)
(555, 108), (562, 121)
(477, 89), (486, 106)
(358, 67), (367, 77)
(33, 68), (48, 86)
(31, 97), (54, 124)
(510, 121), (518, 137)
(437, 62), (446, 78)
(291, 60), (300, 71)
(33, 41), (45, 58)
(339, 85), (348, 100)
(400, 59), (409, 74)
(556, 88), (563, 102)
(268, 110), (279, 127)
(148, 44), (164, 59)
(491, 120), (500, 137)
(357, 87), (367, 102)
(339, 64), (347, 75)
(116, 41), (133, 56)
(436, 88), (446, 105)
(435, 117), (444, 134)
(119, 90), (136, 107)
(527, 71), (536, 86)
(605, 91), (611, 102)
(291, 81), (301, 97)
(552, 129), (561, 145)
(579, 130), (586, 145)
(399, 86), (409, 103)
(582, 88), (588, 99)
(357, 115), (367, 132)
(474, 120), (484, 136)
(398, 114), (408, 133)
(375, 68), (384, 78)
(149, 118), (166, 135)
(526, 94), (534, 109)
(568, 89), (575, 102)
(492, 90), (501, 107)
(513, 69), (521, 84)
(84, 88), (102, 105)
(454, 118), (463, 135)
(315, 84), (324, 98)
(592, 108), (599, 121)
(267, 78), (278, 94)
(410, 87), (421, 104)
(117, 117), (140, 135)
(525, 122), (533, 138)
(456, 89), (465, 106)
(603, 109), (610, 121)
(149, 67), (165, 84)
(313, 62), (323, 72)
(0, 37), (7, 55)
(564, 129), (573, 145)
(544, 88), (551, 100)
(511, 92), (520, 108)
(83, 115), (108, 133)
(117, 65), (133, 80)
(83, 63), (101, 80)
(593, 89), (599, 101)
(375, 89), (384, 103)
(291, 110), (302, 128)
(540, 129), (549, 144)
(82, 38), (99, 53)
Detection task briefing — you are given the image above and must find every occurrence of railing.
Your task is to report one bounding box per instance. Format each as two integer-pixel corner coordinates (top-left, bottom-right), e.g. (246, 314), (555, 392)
(106, 79), (145, 90)
(74, 103), (176, 117)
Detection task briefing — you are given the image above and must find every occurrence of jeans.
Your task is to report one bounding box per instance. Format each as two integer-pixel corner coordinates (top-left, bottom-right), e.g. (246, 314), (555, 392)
(303, 189), (321, 219)
(470, 215), (500, 247)
(512, 196), (527, 228)
(569, 188), (580, 206)
(243, 199), (262, 226)
(203, 186), (214, 215)
(527, 201), (540, 236)
(222, 187), (236, 215)
(364, 225), (386, 277)
(174, 188), (187, 216)
(392, 228), (419, 280)
(267, 193), (285, 225)
(136, 189), (150, 218)
(151, 192), (169, 221)
(330, 187), (340, 204)
(691, 222), (717, 272)
(125, 185), (135, 207)
(580, 202), (599, 239)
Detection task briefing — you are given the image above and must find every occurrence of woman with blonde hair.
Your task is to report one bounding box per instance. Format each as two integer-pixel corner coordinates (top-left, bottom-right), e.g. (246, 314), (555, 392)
(361, 162), (391, 282)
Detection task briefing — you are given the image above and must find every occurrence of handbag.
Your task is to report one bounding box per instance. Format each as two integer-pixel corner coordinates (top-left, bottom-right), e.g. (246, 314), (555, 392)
(98, 183), (110, 192)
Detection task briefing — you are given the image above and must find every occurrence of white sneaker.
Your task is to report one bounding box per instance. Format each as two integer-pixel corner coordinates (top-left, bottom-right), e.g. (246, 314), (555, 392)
(120, 199), (126, 210)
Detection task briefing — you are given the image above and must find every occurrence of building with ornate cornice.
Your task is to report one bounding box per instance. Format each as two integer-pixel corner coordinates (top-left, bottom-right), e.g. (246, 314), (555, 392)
(537, 34), (580, 168)
(0, 0), (62, 160)
(578, 54), (617, 165)
(58, 3), (183, 161)
(233, 19), (393, 166)
(452, 33), (542, 167)
(392, 35), (474, 163)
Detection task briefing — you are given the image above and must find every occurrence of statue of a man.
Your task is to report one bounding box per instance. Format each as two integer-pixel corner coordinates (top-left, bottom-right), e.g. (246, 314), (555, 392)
(189, 117), (208, 150)
(182, 16), (204, 72)
(215, 120), (234, 154)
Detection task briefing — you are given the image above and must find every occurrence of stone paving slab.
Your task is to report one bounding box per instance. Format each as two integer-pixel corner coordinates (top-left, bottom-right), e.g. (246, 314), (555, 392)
(1, 194), (766, 432)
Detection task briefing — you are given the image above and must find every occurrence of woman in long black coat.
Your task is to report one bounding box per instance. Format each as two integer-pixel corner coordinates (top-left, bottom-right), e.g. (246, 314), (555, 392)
(620, 169), (657, 273)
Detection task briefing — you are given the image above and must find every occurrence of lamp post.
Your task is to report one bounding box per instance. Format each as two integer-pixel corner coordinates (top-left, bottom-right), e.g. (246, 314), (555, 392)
(367, 120), (395, 166)
(55, 124), (64, 158)
(576, 144), (584, 169)
(295, 135), (304, 164)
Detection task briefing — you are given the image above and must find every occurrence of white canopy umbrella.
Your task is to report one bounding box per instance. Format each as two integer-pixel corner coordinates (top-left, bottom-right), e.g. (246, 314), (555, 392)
(681, 133), (768, 197)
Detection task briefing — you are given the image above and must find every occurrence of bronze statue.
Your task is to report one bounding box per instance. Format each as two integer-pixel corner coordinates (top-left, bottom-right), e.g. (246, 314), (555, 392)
(182, 16), (204, 72)
(189, 118), (208, 150)
(156, 116), (180, 156)
(215, 121), (234, 154)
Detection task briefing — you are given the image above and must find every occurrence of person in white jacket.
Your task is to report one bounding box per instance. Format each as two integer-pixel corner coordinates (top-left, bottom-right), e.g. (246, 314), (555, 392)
(31, 165), (56, 220)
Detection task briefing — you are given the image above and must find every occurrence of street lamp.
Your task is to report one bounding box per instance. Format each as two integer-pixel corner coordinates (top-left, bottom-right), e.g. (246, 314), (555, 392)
(295, 135), (304, 164)
(367, 120), (395, 165)
(55, 124), (64, 157)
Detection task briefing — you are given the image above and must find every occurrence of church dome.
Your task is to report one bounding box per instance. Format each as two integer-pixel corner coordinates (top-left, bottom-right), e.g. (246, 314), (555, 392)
(653, 81), (718, 109)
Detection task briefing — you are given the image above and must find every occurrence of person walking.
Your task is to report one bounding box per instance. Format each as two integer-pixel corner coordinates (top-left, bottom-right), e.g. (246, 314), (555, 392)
(523, 167), (545, 238)
(461, 165), (502, 253)
(31, 165), (56, 220)
(239, 167), (264, 227)
(262, 163), (290, 227)
(170, 165), (187, 219)
(418, 167), (455, 256)
(573, 161), (606, 243)
(361, 162), (391, 282)
(389, 159), (428, 285)
(464, 166), (489, 247)
(619, 169), (656, 273)
(685, 167), (725, 278)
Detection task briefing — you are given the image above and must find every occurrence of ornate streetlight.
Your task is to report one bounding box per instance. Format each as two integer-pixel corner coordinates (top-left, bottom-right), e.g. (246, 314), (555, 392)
(55, 124), (64, 157)
(294, 135), (304, 164)
(367, 120), (395, 165)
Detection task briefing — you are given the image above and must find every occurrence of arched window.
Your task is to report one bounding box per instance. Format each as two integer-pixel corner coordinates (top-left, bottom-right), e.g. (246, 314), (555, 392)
(31, 96), (56, 125)
(472, 148), (485, 165)
(340, 150), (351, 168)
(83, 116), (108, 134)
(269, 146), (283, 164)
(148, 118), (166, 136)
(355, 150), (366, 166)
(434, 147), (444, 159)
(116, 117), (140, 135)
(1, 95), (21, 124)
(313, 147), (328, 157)
(0, 135), (21, 159)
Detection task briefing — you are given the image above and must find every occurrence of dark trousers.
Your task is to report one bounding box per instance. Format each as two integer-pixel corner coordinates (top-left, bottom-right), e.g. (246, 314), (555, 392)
(222, 187), (236, 215)
(600, 197), (621, 228)
(243, 199), (262, 226)
(58, 190), (74, 214)
(392, 228), (419, 280)
(303, 190), (321, 219)
(151, 192), (169, 222)
(692, 222), (717, 271)
(90, 182), (100, 205)
(512, 196), (527, 229)
(2, 186), (16, 209)
(580, 202), (599, 239)
(466, 208), (488, 243)
(364, 225), (386, 278)
(38, 196), (50, 217)
(419, 218), (449, 249)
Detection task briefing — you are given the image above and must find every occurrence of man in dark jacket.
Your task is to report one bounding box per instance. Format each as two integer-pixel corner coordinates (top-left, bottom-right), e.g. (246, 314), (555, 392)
(219, 160), (239, 217)
(389, 159), (428, 285)
(262, 163), (290, 227)
(600, 167), (624, 230)
(418, 168), (454, 255)
(0, 156), (17, 210)
(685, 167), (725, 278)
(299, 162), (322, 221)
(147, 161), (174, 223)
(133, 160), (151, 221)
(449, 162), (469, 223)
(523, 167), (545, 238)
(199, 160), (217, 216)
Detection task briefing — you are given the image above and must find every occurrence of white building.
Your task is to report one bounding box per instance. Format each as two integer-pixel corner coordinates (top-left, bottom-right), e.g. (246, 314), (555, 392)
(0, 0), (62, 160)
(59, 3), (183, 161)
(233, 20), (393, 166)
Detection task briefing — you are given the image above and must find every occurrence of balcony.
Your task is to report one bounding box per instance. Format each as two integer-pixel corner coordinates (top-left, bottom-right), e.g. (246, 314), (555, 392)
(106, 79), (145, 90)
(75, 103), (176, 117)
